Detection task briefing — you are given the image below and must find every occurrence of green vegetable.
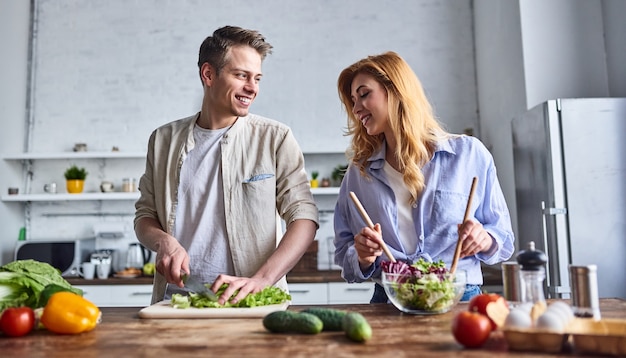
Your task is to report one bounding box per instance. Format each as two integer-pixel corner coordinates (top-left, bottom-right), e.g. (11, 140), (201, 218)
(37, 283), (76, 307)
(300, 307), (347, 331)
(0, 259), (82, 312)
(170, 293), (191, 309)
(171, 284), (291, 309)
(385, 258), (456, 312)
(394, 273), (455, 312)
(342, 312), (372, 342)
(263, 311), (323, 334)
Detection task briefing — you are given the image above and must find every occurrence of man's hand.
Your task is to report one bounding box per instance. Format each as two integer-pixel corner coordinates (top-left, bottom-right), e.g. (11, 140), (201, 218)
(210, 275), (270, 305)
(154, 235), (189, 288)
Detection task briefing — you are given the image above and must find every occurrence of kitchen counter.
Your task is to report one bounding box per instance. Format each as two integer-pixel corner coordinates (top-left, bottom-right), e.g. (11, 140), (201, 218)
(1, 298), (623, 357)
(65, 265), (504, 286)
(65, 271), (348, 286)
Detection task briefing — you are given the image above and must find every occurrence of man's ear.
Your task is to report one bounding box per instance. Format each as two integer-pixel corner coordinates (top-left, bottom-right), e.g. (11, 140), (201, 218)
(200, 62), (215, 86)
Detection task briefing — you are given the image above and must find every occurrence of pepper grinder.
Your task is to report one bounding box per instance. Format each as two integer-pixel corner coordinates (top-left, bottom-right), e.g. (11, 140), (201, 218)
(516, 241), (548, 308)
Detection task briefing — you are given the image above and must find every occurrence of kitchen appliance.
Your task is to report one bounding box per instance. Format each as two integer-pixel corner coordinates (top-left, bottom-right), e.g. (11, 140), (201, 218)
(90, 249), (119, 277)
(512, 97), (626, 299)
(126, 243), (151, 269)
(14, 238), (96, 277)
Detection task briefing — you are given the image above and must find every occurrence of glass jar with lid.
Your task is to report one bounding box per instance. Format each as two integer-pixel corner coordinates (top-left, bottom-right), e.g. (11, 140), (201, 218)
(516, 241), (548, 308)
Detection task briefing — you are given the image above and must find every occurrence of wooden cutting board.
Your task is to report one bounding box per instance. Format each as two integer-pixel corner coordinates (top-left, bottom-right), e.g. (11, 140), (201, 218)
(138, 300), (290, 319)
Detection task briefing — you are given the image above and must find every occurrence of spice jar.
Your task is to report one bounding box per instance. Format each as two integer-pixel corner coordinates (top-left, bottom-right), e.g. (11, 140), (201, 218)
(122, 178), (132, 192)
(569, 264), (601, 319)
(516, 241), (548, 307)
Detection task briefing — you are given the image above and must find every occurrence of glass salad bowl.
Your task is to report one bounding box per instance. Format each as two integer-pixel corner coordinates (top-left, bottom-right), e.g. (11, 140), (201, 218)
(381, 260), (466, 315)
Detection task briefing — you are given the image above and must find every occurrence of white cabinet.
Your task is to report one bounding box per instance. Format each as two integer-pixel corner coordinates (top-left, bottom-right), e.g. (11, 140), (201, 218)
(75, 284), (153, 307)
(287, 283), (328, 305)
(77, 282), (372, 307)
(74, 285), (112, 307)
(328, 282), (375, 304)
(288, 282), (374, 305)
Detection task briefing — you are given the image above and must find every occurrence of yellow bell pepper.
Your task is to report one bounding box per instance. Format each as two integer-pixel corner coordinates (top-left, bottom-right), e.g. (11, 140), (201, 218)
(40, 291), (101, 334)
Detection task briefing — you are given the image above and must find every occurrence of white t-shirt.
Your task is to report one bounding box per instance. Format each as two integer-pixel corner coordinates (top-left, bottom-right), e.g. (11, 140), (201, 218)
(383, 161), (418, 254)
(166, 124), (234, 298)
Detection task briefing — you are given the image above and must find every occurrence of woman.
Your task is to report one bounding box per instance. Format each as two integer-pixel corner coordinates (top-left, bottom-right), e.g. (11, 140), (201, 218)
(333, 51), (515, 303)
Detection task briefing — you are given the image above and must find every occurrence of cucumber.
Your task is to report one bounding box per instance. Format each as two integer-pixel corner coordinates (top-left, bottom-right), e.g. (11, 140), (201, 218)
(300, 307), (347, 331)
(342, 312), (372, 342)
(263, 310), (323, 334)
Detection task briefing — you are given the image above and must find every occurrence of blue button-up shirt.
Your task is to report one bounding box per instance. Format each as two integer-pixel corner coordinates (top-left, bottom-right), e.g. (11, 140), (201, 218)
(333, 135), (515, 285)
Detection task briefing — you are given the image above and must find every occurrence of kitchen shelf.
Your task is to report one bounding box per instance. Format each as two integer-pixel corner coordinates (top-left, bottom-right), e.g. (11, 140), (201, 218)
(3, 152), (146, 160)
(1, 192), (140, 202)
(3, 190), (335, 202)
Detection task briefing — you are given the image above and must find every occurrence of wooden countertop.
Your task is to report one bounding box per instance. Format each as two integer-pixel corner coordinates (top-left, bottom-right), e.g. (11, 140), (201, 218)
(66, 271), (348, 286)
(65, 265), (503, 286)
(1, 299), (623, 357)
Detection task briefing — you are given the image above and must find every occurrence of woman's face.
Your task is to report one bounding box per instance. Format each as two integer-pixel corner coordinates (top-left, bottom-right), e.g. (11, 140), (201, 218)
(350, 73), (389, 136)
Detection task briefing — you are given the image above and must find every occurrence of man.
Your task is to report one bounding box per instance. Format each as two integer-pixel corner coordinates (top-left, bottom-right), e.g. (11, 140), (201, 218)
(134, 26), (319, 305)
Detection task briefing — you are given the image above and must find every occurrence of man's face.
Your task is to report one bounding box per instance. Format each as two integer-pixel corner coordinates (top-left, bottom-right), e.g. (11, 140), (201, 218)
(208, 46), (263, 119)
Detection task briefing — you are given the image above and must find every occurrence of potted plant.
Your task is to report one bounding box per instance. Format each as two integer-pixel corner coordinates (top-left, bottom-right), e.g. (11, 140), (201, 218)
(64, 165), (88, 194)
(310, 171), (319, 188)
(332, 164), (348, 186)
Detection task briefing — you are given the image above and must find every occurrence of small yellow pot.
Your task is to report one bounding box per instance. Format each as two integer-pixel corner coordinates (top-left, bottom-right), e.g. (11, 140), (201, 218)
(310, 179), (319, 188)
(66, 179), (85, 194)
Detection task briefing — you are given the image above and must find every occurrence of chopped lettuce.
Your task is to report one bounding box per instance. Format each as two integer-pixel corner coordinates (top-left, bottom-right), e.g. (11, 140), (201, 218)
(171, 284), (291, 309)
(394, 272), (456, 312)
(383, 258), (456, 312)
(0, 259), (82, 312)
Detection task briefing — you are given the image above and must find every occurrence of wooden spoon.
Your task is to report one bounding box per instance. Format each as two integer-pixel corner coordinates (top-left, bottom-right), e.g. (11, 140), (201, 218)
(450, 177), (478, 274)
(349, 191), (397, 263)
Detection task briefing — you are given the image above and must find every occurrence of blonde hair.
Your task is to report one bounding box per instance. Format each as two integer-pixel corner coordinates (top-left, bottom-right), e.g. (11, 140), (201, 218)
(337, 51), (448, 204)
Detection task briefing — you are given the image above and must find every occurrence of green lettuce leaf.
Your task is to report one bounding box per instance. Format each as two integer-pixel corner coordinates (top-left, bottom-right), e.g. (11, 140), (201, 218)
(0, 259), (82, 312)
(171, 285), (291, 309)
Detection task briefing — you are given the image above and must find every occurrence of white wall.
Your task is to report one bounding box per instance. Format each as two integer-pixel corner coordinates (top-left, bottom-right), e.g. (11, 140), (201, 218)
(603, 0), (626, 97)
(3, 0), (624, 265)
(519, 0), (609, 109)
(0, 0), (478, 264)
(28, 0), (477, 154)
(473, 0), (526, 239)
(0, 0), (30, 264)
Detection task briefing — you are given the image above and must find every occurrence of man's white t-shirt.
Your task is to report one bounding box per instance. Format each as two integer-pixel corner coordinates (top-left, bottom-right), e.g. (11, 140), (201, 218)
(166, 124), (234, 298)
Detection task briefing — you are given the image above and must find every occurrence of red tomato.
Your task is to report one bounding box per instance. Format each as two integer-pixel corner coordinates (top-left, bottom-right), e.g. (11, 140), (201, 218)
(451, 311), (492, 348)
(0, 307), (36, 337)
(468, 293), (507, 330)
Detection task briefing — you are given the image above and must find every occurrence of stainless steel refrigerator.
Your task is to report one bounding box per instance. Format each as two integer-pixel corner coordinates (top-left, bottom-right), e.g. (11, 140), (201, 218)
(512, 97), (626, 299)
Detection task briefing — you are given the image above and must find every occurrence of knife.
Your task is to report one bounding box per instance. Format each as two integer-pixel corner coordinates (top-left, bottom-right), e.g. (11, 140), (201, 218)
(181, 273), (219, 301)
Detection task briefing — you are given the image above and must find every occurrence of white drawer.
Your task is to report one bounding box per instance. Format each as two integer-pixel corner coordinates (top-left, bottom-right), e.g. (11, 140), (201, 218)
(328, 282), (375, 304)
(74, 285), (112, 307)
(288, 283), (328, 305)
(110, 285), (153, 307)
(74, 285), (153, 307)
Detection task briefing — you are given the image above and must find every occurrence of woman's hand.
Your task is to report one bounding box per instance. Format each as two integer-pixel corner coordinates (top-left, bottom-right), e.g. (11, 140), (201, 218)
(458, 220), (494, 258)
(354, 223), (384, 270)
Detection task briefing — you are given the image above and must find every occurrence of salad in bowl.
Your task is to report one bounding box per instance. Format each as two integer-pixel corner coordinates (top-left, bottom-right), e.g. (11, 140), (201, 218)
(381, 258), (466, 314)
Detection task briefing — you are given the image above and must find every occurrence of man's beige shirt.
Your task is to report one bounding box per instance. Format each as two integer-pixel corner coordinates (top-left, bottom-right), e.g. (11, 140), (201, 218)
(135, 113), (319, 303)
